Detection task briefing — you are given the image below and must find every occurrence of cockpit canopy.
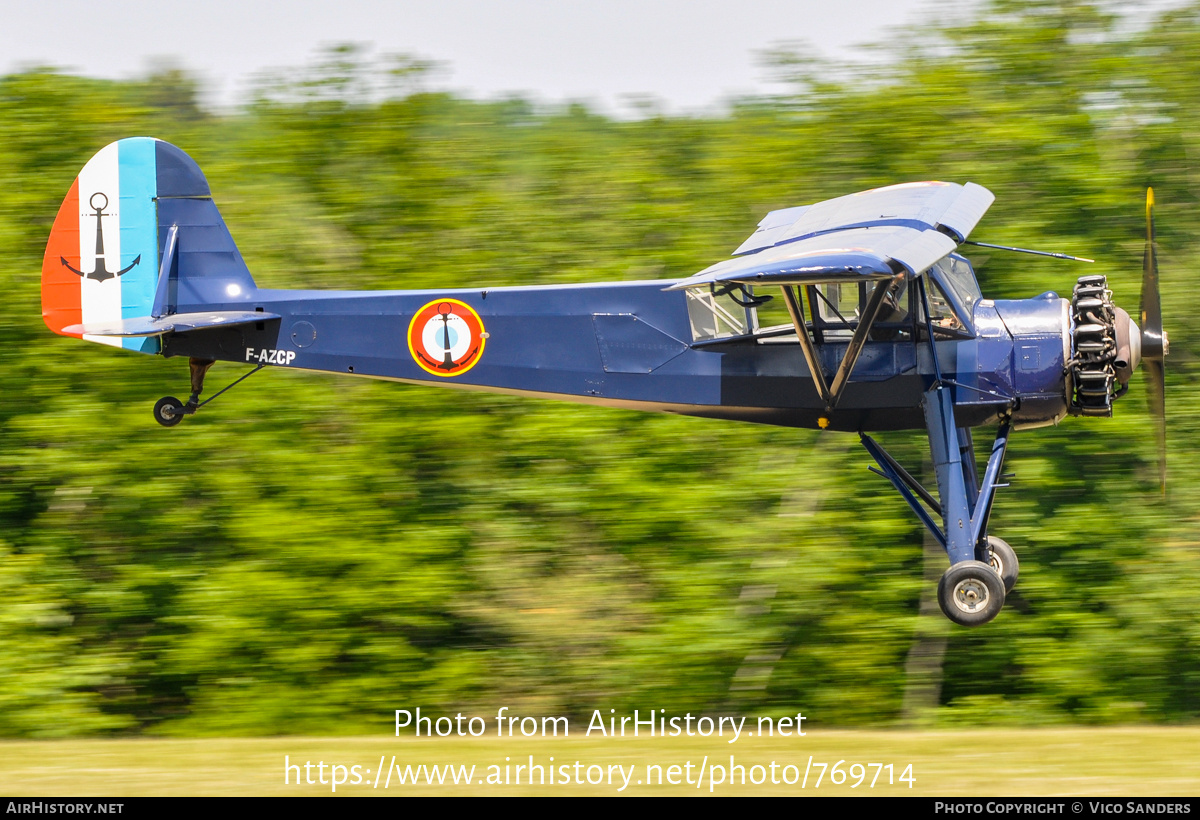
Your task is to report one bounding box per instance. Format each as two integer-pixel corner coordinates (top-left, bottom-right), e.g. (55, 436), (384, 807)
(685, 253), (981, 344)
(674, 180), (992, 347)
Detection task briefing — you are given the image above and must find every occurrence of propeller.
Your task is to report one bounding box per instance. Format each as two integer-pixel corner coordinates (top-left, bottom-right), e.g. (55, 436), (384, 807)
(1140, 188), (1168, 492)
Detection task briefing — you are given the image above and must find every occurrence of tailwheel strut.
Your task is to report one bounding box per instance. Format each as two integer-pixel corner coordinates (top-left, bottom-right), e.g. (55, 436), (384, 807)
(153, 358), (264, 427)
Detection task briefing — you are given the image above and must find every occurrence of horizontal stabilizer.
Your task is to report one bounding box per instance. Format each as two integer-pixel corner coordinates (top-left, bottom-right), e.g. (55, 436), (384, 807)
(63, 311), (279, 338)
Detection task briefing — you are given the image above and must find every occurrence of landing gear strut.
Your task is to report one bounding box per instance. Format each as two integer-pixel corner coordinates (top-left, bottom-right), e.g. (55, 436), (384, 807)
(153, 358), (262, 427)
(187, 358), (216, 409)
(861, 383), (1018, 627)
(856, 275), (1022, 626)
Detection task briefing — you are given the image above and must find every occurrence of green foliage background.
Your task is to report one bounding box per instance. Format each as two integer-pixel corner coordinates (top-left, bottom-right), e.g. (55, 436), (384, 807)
(1, 0), (1198, 736)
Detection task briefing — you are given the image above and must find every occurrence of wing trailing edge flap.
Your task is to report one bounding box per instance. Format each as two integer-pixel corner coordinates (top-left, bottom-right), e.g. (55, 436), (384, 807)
(667, 225), (958, 292)
(63, 311), (281, 338)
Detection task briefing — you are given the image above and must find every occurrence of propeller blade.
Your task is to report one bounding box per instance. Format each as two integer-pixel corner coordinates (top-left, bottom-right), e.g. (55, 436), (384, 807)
(1146, 357), (1166, 493)
(1140, 188), (1167, 493)
(1141, 189), (1165, 361)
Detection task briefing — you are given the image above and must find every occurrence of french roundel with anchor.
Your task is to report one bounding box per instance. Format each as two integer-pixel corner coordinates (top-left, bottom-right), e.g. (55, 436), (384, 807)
(407, 299), (488, 377)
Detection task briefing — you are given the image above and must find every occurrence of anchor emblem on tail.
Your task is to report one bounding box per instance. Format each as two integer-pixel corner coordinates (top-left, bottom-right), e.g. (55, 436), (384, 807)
(60, 192), (141, 282)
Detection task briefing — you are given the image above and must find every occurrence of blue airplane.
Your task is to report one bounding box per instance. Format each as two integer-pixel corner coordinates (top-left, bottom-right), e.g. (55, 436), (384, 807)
(41, 138), (1167, 626)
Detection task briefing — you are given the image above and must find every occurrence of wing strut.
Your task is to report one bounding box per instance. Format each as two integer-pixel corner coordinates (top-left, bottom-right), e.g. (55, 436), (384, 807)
(780, 274), (903, 412)
(829, 277), (896, 402)
(780, 285), (830, 406)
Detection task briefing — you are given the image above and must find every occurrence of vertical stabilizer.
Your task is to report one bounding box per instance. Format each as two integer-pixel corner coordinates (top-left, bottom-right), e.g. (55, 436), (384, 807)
(42, 138), (258, 353)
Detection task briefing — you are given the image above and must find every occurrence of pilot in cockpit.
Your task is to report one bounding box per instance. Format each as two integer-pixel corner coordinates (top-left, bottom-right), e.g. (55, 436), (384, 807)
(870, 278), (910, 340)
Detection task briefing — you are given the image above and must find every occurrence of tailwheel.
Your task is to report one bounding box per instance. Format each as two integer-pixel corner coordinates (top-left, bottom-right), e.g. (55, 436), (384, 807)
(152, 358), (217, 428)
(938, 560), (1005, 626)
(149, 358), (265, 428)
(153, 396), (185, 427)
(985, 535), (1019, 594)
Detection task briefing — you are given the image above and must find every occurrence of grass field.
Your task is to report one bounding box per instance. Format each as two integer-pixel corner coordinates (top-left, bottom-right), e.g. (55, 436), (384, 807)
(2, 727), (1198, 796)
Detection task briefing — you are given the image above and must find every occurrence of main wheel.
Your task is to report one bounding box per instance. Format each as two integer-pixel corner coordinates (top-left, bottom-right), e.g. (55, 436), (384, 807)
(153, 396), (184, 427)
(937, 560), (1006, 626)
(986, 536), (1019, 594)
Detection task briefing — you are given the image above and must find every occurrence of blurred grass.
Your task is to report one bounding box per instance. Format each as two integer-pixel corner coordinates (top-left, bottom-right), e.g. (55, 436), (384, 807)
(2, 728), (1198, 796)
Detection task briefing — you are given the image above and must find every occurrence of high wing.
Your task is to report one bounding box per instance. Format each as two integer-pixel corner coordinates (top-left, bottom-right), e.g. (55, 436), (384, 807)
(669, 225), (956, 290)
(667, 181), (994, 291)
(734, 180), (994, 254)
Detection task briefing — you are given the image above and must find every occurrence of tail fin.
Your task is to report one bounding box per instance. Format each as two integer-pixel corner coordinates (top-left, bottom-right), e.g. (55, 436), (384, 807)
(41, 138), (258, 353)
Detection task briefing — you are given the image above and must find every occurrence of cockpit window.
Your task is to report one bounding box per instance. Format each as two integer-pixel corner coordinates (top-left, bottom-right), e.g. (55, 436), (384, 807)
(815, 282), (860, 324)
(921, 279), (968, 335)
(811, 279), (912, 341)
(930, 255), (981, 315)
(686, 288), (751, 340)
(685, 276), (922, 344)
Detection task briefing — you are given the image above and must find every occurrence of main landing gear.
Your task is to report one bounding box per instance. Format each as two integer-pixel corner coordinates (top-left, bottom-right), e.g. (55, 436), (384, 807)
(985, 535), (1019, 594)
(153, 358), (263, 427)
(937, 560), (1006, 627)
(862, 383), (1019, 627)
(936, 535), (1020, 626)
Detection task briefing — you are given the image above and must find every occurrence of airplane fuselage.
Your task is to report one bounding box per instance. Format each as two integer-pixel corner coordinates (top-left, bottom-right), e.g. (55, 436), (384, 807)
(160, 280), (1071, 433)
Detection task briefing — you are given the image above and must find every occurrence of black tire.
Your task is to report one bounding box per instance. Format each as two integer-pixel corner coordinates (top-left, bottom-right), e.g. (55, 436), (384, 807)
(937, 560), (1006, 627)
(154, 396), (184, 427)
(986, 535), (1019, 594)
